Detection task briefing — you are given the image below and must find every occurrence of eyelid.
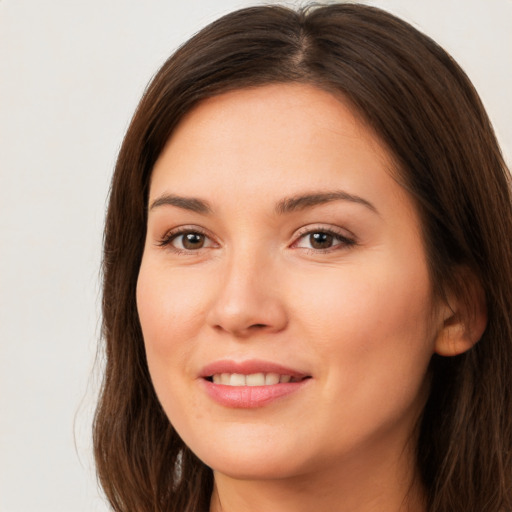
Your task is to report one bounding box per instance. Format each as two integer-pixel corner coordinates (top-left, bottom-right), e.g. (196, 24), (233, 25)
(154, 223), (356, 254)
(156, 225), (219, 252)
(291, 224), (357, 251)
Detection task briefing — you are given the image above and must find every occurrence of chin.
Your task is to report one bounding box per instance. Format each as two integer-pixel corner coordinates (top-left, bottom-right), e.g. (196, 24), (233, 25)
(190, 431), (310, 481)
(209, 455), (304, 481)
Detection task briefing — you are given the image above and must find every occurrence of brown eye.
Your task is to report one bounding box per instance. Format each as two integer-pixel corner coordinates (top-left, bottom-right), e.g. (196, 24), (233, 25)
(309, 232), (334, 249)
(293, 228), (355, 252)
(179, 232), (205, 250)
(158, 228), (217, 252)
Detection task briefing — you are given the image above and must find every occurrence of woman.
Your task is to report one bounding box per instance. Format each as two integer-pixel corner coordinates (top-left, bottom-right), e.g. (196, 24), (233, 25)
(94, 3), (512, 511)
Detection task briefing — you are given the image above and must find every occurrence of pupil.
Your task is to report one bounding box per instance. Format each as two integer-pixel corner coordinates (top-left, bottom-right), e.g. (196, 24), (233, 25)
(183, 233), (204, 249)
(310, 232), (333, 249)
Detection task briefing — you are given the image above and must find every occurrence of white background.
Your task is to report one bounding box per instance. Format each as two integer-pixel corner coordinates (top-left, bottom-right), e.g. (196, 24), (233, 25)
(1, 1), (510, 510)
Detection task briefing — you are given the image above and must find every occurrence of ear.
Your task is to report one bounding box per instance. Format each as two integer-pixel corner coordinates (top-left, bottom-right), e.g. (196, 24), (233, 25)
(434, 270), (487, 357)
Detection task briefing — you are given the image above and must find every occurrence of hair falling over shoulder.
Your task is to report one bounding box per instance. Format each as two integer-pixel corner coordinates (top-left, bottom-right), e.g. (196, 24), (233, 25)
(94, 3), (512, 511)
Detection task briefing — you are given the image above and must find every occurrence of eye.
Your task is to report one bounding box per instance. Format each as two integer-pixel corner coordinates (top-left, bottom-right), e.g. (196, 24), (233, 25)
(293, 228), (355, 252)
(174, 232), (207, 250)
(157, 228), (216, 252)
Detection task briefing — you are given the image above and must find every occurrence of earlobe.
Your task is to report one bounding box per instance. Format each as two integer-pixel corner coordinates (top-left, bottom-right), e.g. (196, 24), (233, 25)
(434, 274), (487, 357)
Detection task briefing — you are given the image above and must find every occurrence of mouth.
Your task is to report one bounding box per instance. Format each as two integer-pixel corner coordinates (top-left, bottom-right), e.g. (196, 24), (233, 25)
(199, 360), (312, 408)
(205, 373), (310, 386)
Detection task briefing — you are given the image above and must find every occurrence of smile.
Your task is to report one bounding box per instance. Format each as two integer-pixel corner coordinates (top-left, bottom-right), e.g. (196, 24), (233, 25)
(208, 373), (305, 386)
(200, 360), (312, 408)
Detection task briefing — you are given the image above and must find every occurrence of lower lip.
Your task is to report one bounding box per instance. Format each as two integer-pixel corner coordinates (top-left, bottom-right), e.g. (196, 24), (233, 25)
(201, 379), (310, 408)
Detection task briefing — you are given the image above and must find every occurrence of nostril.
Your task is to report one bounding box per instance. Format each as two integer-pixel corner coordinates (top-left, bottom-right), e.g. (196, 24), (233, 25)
(250, 323), (268, 329)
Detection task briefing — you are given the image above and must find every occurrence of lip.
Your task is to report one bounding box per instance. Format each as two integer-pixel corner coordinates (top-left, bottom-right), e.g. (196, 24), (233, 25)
(199, 359), (312, 409)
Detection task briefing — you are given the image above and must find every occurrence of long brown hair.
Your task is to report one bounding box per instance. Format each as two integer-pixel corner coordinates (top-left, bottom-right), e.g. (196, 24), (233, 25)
(94, 4), (512, 511)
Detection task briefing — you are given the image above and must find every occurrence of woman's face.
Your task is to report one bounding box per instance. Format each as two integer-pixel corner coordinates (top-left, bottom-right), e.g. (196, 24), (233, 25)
(137, 83), (446, 481)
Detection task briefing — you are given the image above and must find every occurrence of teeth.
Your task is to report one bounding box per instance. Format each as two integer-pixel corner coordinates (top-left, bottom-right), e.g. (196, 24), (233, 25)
(230, 373), (246, 386)
(210, 372), (299, 386)
(246, 373), (265, 386)
(265, 373), (280, 385)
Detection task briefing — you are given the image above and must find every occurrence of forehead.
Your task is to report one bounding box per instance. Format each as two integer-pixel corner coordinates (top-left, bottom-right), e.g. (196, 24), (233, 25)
(149, 83), (407, 217)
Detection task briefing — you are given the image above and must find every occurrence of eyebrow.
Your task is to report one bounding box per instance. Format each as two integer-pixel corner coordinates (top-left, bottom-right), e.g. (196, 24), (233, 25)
(275, 191), (378, 215)
(149, 190), (378, 216)
(149, 194), (213, 214)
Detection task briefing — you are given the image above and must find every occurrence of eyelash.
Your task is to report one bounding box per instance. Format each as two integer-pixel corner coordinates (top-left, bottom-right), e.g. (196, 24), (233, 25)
(292, 226), (356, 254)
(156, 226), (357, 254)
(156, 227), (214, 255)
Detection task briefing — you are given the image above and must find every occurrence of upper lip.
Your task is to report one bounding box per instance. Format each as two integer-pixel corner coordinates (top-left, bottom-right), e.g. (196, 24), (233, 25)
(199, 359), (310, 379)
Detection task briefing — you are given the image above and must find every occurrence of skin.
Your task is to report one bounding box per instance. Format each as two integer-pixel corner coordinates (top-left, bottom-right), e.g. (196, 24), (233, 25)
(137, 83), (462, 512)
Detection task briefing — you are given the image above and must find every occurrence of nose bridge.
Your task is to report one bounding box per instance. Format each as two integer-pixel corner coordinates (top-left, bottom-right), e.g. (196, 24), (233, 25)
(207, 239), (287, 336)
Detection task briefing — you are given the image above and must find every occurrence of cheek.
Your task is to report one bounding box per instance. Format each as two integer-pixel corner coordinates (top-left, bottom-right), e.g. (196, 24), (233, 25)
(136, 261), (208, 354)
(291, 252), (436, 399)
(137, 261), (210, 430)
(295, 269), (434, 453)
(136, 261), (200, 406)
(296, 257), (432, 336)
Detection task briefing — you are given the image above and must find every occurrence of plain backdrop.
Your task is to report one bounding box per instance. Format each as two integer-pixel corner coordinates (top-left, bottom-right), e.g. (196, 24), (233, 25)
(1, 0), (511, 510)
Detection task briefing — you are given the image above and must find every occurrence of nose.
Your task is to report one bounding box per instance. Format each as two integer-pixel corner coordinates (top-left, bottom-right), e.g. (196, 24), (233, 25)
(206, 248), (288, 338)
